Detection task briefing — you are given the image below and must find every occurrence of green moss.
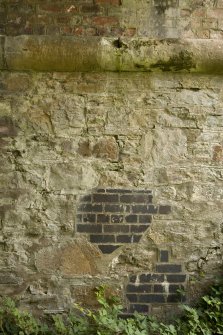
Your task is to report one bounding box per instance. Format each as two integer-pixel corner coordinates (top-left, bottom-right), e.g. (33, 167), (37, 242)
(151, 50), (195, 72)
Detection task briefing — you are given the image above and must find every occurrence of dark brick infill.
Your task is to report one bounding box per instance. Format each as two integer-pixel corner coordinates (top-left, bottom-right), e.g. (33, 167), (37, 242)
(159, 205), (171, 214)
(80, 194), (92, 202)
(97, 214), (110, 223)
(76, 224), (102, 233)
(82, 214), (96, 223)
(76, 188), (171, 254)
(111, 214), (124, 223)
(166, 274), (186, 283)
(125, 214), (138, 223)
(125, 250), (187, 314)
(103, 224), (129, 233)
(138, 215), (152, 223)
(156, 264), (182, 273)
(78, 203), (103, 212)
(98, 244), (121, 254)
(167, 295), (186, 303)
(89, 234), (115, 243)
(138, 294), (165, 303)
(160, 250), (169, 262)
(104, 204), (126, 212)
(126, 284), (152, 293)
(154, 285), (165, 293)
(116, 235), (141, 243)
(128, 304), (149, 313)
(130, 225), (148, 233)
(138, 274), (165, 283)
(169, 284), (184, 293)
(93, 193), (119, 203)
(132, 205), (158, 214)
(120, 194), (153, 203)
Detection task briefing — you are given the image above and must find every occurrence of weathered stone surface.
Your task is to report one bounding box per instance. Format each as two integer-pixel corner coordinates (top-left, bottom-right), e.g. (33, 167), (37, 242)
(35, 240), (101, 276)
(4, 36), (102, 72)
(0, 273), (22, 285)
(93, 137), (119, 161)
(0, 116), (17, 137)
(0, 70), (222, 315)
(2, 36), (223, 73)
(1, 0), (223, 319)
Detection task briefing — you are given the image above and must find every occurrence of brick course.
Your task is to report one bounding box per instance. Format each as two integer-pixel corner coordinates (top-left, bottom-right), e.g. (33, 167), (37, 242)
(2, 0), (223, 38)
(125, 250), (187, 314)
(76, 188), (171, 254)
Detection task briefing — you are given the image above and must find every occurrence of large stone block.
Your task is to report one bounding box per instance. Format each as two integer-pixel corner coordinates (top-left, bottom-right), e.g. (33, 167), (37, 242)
(35, 240), (101, 276)
(2, 36), (223, 74)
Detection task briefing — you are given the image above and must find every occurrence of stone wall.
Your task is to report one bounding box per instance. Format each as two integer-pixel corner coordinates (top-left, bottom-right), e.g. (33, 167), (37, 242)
(0, 71), (222, 317)
(0, 0), (223, 320)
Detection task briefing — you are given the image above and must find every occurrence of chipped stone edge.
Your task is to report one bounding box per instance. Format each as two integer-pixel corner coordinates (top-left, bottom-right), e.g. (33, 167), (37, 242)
(1, 35), (223, 73)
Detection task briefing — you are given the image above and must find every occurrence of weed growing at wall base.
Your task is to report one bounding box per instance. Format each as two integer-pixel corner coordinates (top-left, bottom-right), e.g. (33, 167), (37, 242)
(0, 282), (223, 335)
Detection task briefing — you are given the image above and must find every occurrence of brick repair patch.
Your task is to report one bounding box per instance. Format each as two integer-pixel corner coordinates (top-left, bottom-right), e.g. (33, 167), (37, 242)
(126, 250), (187, 314)
(76, 188), (171, 254)
(77, 189), (186, 311)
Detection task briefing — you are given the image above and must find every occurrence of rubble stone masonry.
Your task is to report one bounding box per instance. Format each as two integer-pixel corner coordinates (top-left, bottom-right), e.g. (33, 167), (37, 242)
(0, 0), (222, 319)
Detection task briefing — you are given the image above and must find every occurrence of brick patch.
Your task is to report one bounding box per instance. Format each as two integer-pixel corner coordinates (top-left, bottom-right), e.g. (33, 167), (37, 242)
(76, 188), (171, 254)
(125, 250), (186, 314)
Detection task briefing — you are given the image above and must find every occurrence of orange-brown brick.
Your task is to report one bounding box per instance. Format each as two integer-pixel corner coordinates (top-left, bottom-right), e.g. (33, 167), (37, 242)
(92, 16), (119, 26)
(95, 0), (122, 5)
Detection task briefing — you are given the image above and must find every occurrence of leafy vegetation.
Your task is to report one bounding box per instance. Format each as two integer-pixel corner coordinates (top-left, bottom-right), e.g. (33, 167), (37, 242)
(0, 281), (222, 335)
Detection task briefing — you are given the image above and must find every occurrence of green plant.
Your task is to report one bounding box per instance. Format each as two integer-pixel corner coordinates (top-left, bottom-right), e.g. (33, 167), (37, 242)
(0, 280), (223, 335)
(0, 298), (48, 335)
(53, 286), (149, 335)
(93, 286), (149, 335)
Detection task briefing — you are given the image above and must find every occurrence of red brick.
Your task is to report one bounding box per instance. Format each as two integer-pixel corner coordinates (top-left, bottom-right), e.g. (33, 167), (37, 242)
(65, 5), (78, 14)
(92, 16), (119, 26)
(81, 4), (101, 13)
(73, 27), (84, 35)
(72, 26), (97, 36)
(38, 4), (64, 13)
(95, 0), (121, 4)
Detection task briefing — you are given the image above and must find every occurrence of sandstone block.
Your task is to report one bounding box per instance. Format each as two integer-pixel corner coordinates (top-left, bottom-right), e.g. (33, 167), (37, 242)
(35, 240), (101, 276)
(93, 137), (119, 161)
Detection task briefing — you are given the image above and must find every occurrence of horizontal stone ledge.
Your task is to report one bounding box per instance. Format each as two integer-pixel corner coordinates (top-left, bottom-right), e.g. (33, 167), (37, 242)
(1, 35), (223, 73)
